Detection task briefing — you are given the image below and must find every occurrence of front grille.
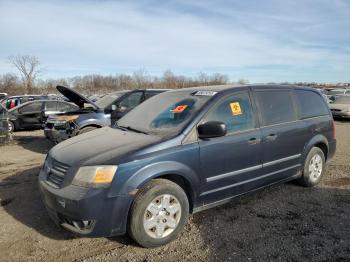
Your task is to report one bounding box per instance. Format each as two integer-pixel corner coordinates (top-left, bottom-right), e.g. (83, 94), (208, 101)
(47, 159), (70, 188)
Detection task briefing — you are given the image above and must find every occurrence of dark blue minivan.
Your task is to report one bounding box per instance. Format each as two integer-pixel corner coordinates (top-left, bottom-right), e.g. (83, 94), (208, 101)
(38, 85), (336, 247)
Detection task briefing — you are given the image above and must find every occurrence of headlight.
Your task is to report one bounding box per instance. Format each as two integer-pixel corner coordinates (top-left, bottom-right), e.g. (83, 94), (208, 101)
(56, 115), (79, 121)
(72, 166), (118, 188)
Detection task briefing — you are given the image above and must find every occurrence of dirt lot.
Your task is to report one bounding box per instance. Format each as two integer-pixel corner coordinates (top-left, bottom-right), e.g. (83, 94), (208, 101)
(1, 122), (350, 262)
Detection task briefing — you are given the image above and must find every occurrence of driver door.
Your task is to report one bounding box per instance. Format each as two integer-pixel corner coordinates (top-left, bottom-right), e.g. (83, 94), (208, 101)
(17, 101), (44, 128)
(198, 91), (263, 204)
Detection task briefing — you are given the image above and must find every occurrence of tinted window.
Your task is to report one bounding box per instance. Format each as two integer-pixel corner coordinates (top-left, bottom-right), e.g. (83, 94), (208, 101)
(45, 101), (57, 111)
(119, 91), (143, 109)
(95, 91), (127, 109)
(295, 90), (329, 119)
(255, 90), (296, 126)
(58, 102), (77, 112)
(204, 92), (255, 134)
(20, 102), (42, 113)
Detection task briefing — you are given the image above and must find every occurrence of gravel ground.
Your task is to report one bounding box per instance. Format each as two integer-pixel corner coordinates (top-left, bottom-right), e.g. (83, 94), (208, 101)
(0, 121), (349, 262)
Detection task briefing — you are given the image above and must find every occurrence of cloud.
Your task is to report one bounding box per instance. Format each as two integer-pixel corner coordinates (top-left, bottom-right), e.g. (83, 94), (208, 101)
(0, 0), (349, 82)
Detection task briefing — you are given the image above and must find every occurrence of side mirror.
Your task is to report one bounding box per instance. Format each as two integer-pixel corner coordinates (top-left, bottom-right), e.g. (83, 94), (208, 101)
(197, 121), (227, 139)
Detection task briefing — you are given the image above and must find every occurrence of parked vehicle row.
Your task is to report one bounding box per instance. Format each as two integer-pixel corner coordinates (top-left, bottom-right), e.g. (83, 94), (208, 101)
(1, 94), (63, 110)
(7, 100), (78, 132)
(38, 84), (336, 247)
(326, 88), (350, 102)
(44, 86), (169, 143)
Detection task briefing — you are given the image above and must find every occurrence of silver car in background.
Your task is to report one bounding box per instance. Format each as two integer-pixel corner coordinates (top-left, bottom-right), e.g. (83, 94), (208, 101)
(329, 96), (350, 119)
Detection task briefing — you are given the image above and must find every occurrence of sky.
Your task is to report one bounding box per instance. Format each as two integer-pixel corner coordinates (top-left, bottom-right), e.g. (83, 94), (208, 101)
(0, 0), (349, 83)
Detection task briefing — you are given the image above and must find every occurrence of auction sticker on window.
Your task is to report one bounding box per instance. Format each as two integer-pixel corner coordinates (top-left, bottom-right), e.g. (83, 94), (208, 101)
(172, 105), (188, 113)
(194, 91), (218, 96)
(230, 102), (242, 116)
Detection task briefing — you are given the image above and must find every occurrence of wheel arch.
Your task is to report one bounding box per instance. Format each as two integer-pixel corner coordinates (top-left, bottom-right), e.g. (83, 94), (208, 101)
(78, 124), (103, 133)
(302, 134), (329, 162)
(118, 161), (201, 213)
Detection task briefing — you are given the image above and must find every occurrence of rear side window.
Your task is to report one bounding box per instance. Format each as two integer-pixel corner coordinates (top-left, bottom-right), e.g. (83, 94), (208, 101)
(20, 102), (42, 113)
(295, 90), (329, 119)
(58, 102), (77, 112)
(45, 101), (57, 111)
(203, 92), (255, 134)
(255, 90), (296, 126)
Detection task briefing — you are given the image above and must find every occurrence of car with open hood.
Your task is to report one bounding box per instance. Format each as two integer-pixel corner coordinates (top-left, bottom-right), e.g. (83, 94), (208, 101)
(39, 84), (336, 248)
(44, 86), (168, 143)
(329, 95), (350, 119)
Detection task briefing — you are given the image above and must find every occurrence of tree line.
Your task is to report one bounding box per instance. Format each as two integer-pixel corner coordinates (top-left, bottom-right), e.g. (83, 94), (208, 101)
(0, 55), (235, 95)
(0, 69), (236, 96)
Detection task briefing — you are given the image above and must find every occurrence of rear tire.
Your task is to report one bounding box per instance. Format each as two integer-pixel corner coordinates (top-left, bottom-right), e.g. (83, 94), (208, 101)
(298, 147), (326, 187)
(128, 179), (189, 248)
(78, 126), (98, 135)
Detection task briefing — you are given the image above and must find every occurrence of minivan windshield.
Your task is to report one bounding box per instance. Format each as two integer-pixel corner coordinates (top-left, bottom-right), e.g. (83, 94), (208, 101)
(117, 90), (214, 136)
(334, 96), (350, 104)
(95, 91), (127, 109)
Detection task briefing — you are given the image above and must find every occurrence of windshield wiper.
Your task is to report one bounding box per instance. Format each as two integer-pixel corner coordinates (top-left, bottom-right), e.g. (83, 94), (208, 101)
(117, 125), (148, 135)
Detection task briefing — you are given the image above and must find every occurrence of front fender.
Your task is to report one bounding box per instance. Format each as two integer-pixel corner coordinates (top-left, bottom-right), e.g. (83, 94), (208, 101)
(111, 161), (201, 202)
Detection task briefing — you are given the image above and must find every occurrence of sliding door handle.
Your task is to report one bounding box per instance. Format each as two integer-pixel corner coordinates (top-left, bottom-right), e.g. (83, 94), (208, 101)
(248, 137), (261, 145)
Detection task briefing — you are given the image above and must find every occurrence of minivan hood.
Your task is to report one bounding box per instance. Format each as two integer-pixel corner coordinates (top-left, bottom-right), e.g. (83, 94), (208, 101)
(49, 127), (161, 166)
(57, 85), (99, 110)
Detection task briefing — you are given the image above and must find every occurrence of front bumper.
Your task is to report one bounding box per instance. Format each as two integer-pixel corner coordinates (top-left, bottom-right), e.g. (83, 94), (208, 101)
(44, 128), (71, 143)
(38, 169), (133, 237)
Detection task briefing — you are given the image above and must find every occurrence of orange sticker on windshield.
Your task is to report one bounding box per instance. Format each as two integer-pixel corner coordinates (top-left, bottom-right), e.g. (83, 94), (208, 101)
(230, 102), (242, 116)
(172, 105), (188, 113)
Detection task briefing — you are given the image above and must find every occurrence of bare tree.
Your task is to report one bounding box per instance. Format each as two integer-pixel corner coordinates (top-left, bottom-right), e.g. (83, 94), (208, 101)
(9, 55), (42, 93)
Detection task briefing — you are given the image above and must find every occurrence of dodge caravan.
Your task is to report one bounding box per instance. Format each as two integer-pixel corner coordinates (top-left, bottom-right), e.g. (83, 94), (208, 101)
(39, 85), (336, 247)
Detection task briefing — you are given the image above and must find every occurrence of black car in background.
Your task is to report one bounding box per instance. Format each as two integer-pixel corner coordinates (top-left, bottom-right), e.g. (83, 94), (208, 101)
(8, 100), (78, 132)
(0, 103), (9, 142)
(44, 86), (168, 143)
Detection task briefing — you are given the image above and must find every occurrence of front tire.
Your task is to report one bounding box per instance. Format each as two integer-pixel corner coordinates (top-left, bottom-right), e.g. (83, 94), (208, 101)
(298, 147), (326, 187)
(129, 179), (189, 248)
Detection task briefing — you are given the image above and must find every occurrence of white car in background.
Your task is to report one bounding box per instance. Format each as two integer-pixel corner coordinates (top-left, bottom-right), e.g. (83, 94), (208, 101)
(329, 95), (350, 119)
